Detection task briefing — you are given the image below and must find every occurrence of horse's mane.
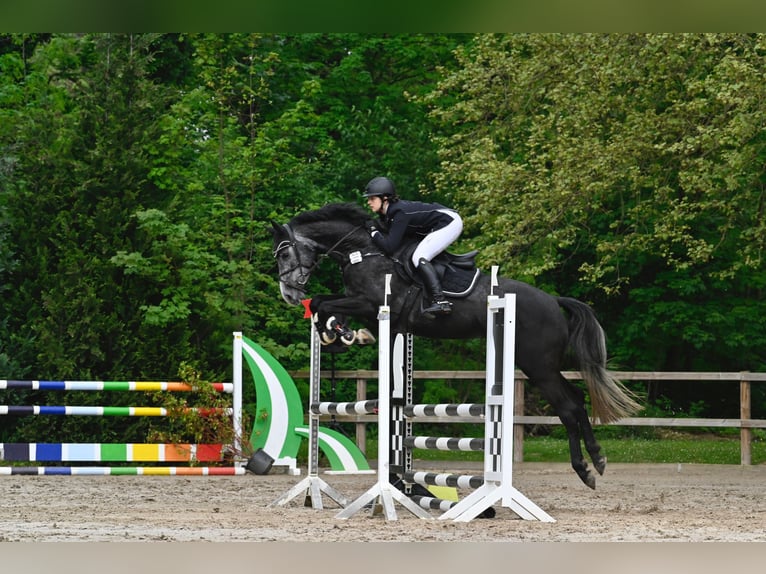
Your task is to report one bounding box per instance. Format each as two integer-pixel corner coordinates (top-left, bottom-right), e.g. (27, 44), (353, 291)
(290, 203), (369, 227)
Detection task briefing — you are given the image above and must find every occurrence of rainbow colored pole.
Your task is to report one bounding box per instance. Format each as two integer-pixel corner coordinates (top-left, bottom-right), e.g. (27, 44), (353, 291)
(0, 381), (233, 392)
(0, 466), (245, 476)
(0, 443), (226, 462)
(0, 406), (232, 416)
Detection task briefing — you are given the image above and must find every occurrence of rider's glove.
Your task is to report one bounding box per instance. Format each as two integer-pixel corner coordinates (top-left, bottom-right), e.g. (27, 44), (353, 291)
(365, 219), (379, 237)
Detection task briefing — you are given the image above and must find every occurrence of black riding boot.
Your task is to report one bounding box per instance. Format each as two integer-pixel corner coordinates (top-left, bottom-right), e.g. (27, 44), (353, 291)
(417, 258), (452, 315)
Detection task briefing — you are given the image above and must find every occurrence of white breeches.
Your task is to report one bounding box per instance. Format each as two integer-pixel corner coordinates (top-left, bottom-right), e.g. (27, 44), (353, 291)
(412, 210), (463, 266)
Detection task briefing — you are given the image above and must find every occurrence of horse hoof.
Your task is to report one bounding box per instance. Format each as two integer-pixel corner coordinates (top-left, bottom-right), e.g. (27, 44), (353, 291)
(585, 473), (597, 490)
(340, 331), (356, 345)
(354, 328), (376, 345)
(594, 456), (606, 476)
(320, 331), (337, 345)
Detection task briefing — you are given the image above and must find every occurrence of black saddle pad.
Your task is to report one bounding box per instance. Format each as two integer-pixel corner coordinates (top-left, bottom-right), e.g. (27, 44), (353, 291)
(395, 243), (480, 298)
(442, 266), (481, 297)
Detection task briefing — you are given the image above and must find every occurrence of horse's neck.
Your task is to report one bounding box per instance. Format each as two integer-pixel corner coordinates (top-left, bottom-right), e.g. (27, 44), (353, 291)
(300, 222), (371, 258)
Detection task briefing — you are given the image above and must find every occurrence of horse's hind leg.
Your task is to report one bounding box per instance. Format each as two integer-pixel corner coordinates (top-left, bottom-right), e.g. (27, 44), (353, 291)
(531, 373), (601, 489)
(577, 412), (606, 476)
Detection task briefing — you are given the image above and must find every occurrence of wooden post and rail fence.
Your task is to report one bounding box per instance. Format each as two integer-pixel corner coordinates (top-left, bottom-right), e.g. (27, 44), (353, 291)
(289, 370), (766, 465)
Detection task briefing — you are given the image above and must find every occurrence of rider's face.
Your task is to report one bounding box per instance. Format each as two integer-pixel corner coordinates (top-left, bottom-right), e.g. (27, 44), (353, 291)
(366, 196), (385, 214)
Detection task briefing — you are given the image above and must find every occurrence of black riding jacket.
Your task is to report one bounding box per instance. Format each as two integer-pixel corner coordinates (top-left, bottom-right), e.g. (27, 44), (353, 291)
(371, 199), (457, 255)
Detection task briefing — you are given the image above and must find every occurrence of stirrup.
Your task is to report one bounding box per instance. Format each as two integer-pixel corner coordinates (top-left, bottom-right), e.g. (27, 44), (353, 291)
(422, 299), (452, 315)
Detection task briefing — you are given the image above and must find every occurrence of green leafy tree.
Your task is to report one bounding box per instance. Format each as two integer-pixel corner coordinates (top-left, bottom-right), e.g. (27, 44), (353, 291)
(0, 34), (188, 441)
(426, 34), (766, 366)
(424, 33), (766, 416)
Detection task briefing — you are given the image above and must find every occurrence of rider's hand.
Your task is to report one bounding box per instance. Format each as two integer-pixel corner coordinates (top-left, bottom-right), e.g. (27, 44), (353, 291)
(365, 219), (378, 235)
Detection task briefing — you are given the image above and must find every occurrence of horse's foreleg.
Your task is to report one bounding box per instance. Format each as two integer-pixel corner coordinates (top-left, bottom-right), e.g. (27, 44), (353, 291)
(326, 315), (357, 345)
(309, 295), (377, 346)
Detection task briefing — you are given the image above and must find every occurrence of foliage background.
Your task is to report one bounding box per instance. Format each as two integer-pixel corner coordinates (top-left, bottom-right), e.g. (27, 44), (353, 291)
(1, 33), (764, 444)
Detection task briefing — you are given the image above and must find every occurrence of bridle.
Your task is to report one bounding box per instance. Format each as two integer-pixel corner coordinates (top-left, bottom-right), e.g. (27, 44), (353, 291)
(273, 224), (311, 289)
(273, 222), (365, 290)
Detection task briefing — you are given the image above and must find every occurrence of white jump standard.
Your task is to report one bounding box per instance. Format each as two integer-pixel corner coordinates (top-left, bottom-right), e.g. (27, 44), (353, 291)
(439, 292), (553, 522)
(336, 277), (432, 520)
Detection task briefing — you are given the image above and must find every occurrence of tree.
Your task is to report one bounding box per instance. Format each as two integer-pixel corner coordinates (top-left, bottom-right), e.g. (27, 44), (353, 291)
(425, 34), (766, 376)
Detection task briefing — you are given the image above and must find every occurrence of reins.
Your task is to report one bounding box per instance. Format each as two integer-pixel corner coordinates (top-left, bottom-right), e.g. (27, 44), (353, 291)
(313, 223), (366, 269)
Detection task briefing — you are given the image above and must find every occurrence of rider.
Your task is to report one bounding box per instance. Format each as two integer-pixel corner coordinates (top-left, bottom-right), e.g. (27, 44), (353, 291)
(363, 176), (463, 315)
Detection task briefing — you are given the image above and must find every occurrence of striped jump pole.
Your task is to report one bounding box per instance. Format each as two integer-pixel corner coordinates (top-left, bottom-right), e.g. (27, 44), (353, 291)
(403, 403), (484, 418)
(0, 441), (245, 474)
(0, 442), (230, 464)
(404, 470), (485, 490)
(310, 400), (378, 416)
(403, 437), (484, 451)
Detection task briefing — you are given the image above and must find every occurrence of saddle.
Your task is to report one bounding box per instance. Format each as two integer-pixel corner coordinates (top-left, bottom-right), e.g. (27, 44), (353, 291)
(395, 242), (481, 298)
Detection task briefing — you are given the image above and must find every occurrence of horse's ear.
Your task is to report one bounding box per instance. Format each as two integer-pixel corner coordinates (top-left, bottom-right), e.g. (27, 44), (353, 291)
(269, 220), (282, 237)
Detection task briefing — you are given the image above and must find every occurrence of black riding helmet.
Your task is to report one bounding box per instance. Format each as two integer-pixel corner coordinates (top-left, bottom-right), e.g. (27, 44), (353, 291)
(363, 176), (396, 198)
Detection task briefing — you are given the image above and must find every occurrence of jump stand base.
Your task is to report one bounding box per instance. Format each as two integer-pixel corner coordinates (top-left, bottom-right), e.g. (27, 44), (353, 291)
(439, 481), (555, 523)
(335, 481), (432, 521)
(273, 456), (300, 476)
(269, 475), (348, 510)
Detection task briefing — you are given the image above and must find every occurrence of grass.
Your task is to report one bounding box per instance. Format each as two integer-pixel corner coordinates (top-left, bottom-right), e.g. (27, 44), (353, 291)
(523, 435), (766, 465)
(300, 426), (766, 467)
(394, 435), (766, 466)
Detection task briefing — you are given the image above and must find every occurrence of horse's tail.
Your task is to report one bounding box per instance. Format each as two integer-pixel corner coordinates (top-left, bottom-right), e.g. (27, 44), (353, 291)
(557, 297), (642, 423)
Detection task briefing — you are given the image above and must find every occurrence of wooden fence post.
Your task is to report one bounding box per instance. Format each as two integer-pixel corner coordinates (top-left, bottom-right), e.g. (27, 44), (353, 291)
(356, 377), (367, 455)
(740, 372), (751, 466)
(513, 378), (525, 462)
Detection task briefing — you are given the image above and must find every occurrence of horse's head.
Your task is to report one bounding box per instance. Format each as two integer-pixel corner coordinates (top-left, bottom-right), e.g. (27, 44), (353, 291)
(270, 203), (376, 305)
(269, 220), (316, 306)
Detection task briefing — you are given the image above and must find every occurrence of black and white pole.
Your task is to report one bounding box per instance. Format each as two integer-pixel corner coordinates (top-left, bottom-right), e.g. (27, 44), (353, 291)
(336, 274), (431, 521)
